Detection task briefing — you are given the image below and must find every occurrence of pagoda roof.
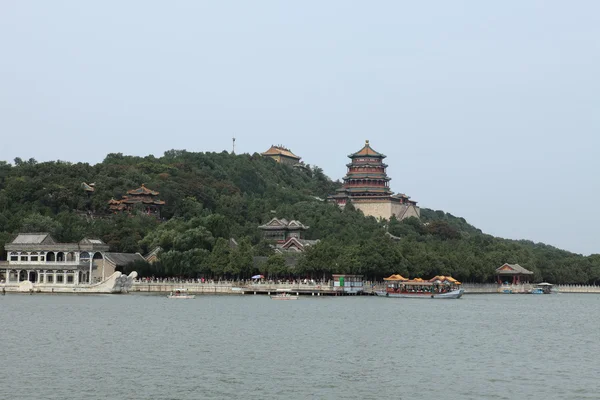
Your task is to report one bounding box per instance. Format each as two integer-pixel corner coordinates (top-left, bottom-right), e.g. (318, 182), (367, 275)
(343, 186), (391, 191)
(261, 145), (301, 160)
(347, 162), (388, 168)
(349, 140), (386, 158)
(127, 184), (159, 196)
(344, 174), (390, 180)
(328, 192), (349, 199)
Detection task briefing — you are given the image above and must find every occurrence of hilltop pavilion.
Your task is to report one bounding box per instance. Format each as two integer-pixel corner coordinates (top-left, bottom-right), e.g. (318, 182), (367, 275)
(261, 145), (302, 166)
(108, 184), (165, 217)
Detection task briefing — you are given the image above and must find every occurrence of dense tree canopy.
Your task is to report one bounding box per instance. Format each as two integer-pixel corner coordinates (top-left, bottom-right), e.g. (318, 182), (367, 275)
(0, 150), (598, 284)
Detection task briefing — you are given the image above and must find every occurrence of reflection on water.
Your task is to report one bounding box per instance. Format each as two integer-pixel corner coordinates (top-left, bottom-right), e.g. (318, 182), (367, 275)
(0, 294), (598, 400)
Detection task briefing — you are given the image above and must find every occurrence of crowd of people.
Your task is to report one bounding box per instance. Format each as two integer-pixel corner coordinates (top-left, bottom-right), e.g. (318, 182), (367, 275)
(135, 277), (331, 286)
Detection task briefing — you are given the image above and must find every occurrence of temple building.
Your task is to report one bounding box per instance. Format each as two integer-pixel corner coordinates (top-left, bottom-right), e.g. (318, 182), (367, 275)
(1, 233), (111, 285)
(261, 145), (302, 166)
(108, 184), (165, 217)
(327, 140), (420, 221)
(258, 218), (319, 253)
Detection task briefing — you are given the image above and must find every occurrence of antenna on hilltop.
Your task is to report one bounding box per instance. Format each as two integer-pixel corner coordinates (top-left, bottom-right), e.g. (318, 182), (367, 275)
(232, 137), (236, 154)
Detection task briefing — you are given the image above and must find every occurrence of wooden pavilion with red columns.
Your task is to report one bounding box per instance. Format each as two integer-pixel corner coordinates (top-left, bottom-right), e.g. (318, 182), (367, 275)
(495, 263), (534, 285)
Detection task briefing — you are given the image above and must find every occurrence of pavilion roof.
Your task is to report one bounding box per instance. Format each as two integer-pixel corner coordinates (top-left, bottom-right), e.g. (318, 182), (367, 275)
(81, 182), (95, 192)
(496, 263), (534, 275)
(127, 184), (159, 196)
(278, 237), (319, 252)
(349, 140), (386, 158)
(258, 218), (309, 230)
(261, 145), (301, 160)
(120, 197), (165, 205)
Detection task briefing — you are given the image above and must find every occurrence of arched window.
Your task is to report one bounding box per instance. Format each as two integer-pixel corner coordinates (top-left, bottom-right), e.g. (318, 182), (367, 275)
(19, 253), (28, 262)
(30, 252), (39, 262)
(10, 252), (18, 262)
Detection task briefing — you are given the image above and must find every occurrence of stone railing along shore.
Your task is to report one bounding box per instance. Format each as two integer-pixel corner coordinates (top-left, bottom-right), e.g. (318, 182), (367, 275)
(130, 281), (600, 294)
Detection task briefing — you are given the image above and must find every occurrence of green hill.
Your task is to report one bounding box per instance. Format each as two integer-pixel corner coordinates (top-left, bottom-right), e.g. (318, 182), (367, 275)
(0, 151), (598, 284)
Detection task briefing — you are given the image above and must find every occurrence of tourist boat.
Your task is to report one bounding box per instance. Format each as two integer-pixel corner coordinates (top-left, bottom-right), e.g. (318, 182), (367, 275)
(270, 291), (298, 300)
(376, 275), (464, 299)
(530, 282), (555, 294)
(167, 288), (196, 299)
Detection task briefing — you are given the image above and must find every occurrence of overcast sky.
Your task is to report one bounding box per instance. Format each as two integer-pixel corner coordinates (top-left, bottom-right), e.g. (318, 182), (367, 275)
(1, 1), (599, 255)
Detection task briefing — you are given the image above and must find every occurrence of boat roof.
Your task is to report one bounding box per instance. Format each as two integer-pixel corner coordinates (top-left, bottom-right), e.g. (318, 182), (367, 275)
(536, 282), (554, 286)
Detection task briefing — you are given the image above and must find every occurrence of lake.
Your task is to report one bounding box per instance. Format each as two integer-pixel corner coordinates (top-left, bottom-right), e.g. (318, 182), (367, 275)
(1, 293), (598, 399)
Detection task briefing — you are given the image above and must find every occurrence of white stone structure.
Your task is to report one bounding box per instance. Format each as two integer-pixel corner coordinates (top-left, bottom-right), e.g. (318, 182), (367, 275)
(0, 233), (138, 293)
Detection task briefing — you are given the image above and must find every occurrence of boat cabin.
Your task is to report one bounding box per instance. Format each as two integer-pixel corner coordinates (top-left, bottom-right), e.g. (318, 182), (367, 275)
(533, 282), (554, 294)
(384, 275), (462, 295)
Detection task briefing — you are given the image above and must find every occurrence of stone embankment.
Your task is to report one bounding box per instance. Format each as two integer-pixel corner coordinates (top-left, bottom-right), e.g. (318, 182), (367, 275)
(133, 282), (236, 294)
(462, 283), (600, 294)
(131, 282), (600, 295)
(556, 284), (600, 293)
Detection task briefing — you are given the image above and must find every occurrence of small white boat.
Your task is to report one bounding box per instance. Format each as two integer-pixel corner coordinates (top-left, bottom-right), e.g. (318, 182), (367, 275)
(270, 292), (298, 300)
(167, 288), (196, 299)
(530, 282), (556, 294)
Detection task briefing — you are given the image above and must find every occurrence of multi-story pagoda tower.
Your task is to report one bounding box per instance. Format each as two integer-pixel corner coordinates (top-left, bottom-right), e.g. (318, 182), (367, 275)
(328, 140), (420, 221)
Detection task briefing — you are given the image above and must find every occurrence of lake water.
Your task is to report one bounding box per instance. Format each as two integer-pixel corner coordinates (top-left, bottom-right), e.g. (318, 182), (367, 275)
(1, 293), (599, 400)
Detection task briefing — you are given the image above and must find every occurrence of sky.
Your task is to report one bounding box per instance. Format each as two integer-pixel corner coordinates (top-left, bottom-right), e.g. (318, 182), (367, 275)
(1, 1), (599, 255)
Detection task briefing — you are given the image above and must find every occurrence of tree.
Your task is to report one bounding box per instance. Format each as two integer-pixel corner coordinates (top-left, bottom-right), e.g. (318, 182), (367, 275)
(265, 254), (287, 277)
(207, 238), (231, 277)
(20, 213), (62, 237)
(230, 237), (254, 278)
